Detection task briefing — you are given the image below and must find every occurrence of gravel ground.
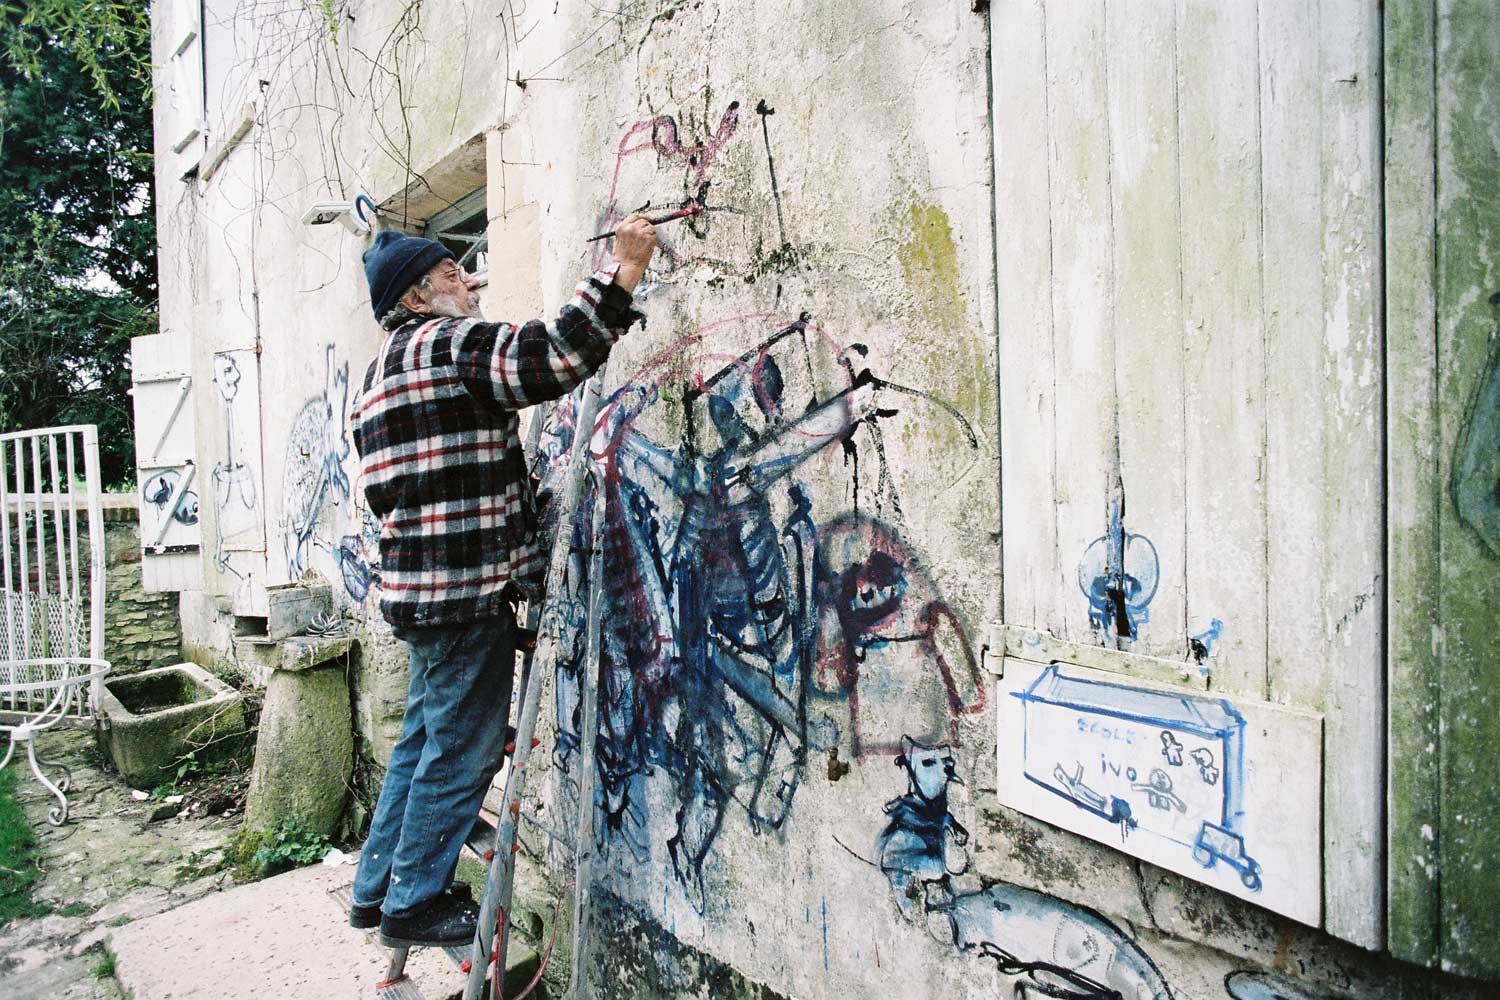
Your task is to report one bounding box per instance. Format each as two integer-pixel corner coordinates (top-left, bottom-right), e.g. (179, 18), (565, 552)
(0, 728), (245, 999)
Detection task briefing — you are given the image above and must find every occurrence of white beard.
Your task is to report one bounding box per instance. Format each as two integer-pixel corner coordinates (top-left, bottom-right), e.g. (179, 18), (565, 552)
(427, 289), (482, 319)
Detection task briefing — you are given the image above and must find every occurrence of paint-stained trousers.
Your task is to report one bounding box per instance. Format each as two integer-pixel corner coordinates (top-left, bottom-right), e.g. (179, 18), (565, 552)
(352, 613), (515, 919)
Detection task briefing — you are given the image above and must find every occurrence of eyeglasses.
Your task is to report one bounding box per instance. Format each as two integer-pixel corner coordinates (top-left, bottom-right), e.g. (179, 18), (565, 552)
(429, 263), (470, 284)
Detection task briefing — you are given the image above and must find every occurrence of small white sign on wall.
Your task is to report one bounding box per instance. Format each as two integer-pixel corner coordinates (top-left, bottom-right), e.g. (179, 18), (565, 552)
(996, 658), (1323, 927)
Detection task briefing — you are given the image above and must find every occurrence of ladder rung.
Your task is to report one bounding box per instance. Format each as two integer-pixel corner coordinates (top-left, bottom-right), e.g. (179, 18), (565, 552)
(376, 974), (426, 1000)
(446, 944), (544, 990)
(465, 813), (497, 857)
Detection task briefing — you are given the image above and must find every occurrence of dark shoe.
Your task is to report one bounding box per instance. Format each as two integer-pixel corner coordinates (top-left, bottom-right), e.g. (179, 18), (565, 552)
(378, 892), (480, 948)
(350, 881), (472, 930)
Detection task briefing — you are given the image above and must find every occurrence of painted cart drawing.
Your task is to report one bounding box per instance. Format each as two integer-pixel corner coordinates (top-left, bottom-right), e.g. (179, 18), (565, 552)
(1014, 665), (1262, 890)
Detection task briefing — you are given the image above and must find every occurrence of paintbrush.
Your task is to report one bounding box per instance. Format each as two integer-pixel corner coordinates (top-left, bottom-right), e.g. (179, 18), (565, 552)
(585, 202), (704, 243)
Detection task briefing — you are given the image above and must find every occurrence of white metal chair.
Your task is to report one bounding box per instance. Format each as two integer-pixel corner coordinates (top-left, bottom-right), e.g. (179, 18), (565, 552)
(0, 426), (109, 824)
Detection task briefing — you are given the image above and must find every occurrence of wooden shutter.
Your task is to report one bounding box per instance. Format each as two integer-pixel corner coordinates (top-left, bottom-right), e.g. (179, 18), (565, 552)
(159, 0), (206, 177)
(991, 0), (1383, 945)
(131, 333), (204, 592)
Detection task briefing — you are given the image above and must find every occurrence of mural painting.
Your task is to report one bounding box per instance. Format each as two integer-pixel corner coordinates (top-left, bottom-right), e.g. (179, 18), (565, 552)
(872, 737), (1174, 1000)
(1015, 667), (1259, 890)
(1077, 490), (1160, 640)
(280, 345), (352, 581)
(210, 351), (260, 578)
(996, 658), (1323, 926)
(531, 94), (1314, 1000)
(141, 469), (199, 527)
(330, 509), (381, 604)
(541, 310), (983, 912)
(590, 100), (743, 283)
(1453, 297), (1500, 559)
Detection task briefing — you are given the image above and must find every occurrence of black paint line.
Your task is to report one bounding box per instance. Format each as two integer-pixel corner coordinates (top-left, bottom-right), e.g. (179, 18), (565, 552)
(830, 834), (879, 869)
(755, 99), (789, 248)
(866, 375), (981, 451)
(688, 315), (814, 400)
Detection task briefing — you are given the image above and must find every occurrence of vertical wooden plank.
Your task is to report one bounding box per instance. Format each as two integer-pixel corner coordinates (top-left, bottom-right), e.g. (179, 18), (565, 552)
(1260, 0), (1327, 709)
(1316, 0), (1386, 950)
(1384, 0), (1441, 967)
(994, 0), (1062, 635)
(1434, 0), (1500, 979)
(1176, 0), (1268, 697)
(1043, 1), (1120, 646)
(1105, 0), (1186, 661)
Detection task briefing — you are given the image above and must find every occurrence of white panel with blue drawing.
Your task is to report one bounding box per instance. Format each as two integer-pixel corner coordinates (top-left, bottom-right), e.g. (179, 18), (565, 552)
(996, 659), (1323, 927)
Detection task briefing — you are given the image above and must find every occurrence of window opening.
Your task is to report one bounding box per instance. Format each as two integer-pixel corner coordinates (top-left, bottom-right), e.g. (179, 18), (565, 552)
(424, 186), (488, 282)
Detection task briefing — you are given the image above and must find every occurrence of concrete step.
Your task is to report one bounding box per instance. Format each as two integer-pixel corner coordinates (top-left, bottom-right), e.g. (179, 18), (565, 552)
(108, 861), (470, 1000)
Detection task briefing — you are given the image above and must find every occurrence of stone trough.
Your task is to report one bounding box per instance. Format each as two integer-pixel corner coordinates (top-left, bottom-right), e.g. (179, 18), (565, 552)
(99, 662), (247, 788)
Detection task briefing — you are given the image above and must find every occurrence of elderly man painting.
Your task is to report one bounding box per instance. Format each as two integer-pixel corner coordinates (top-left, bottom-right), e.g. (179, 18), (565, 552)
(347, 215), (658, 947)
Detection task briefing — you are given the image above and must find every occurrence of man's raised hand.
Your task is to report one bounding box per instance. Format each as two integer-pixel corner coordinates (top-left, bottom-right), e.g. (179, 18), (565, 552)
(610, 213), (658, 294)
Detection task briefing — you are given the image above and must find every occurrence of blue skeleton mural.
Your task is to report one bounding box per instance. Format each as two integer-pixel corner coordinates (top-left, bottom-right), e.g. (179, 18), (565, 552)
(539, 313), (982, 912)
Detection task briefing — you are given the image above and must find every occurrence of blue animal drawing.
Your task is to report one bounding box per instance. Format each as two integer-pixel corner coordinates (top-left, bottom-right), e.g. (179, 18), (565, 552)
(142, 469), (199, 526)
(1453, 305), (1500, 558)
(1224, 969), (1325, 1000)
(877, 736), (970, 916)
(281, 346), (350, 579)
(875, 738), (1175, 1000)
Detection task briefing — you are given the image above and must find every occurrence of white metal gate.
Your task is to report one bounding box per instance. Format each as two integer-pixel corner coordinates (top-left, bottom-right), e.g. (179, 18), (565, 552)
(0, 425), (110, 823)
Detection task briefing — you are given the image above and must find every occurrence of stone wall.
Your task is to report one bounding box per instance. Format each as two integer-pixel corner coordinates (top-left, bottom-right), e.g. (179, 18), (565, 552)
(101, 501), (182, 675)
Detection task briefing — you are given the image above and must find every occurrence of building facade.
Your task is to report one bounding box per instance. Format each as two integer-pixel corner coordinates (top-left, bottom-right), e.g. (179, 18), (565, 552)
(142, 1), (1498, 997)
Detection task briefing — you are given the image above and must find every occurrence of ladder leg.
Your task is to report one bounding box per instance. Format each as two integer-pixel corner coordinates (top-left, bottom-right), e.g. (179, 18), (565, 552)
(464, 369), (611, 1000)
(377, 947), (411, 989)
(565, 466), (608, 1000)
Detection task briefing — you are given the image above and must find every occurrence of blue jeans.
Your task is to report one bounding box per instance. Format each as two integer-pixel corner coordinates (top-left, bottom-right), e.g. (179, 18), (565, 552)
(353, 614), (515, 918)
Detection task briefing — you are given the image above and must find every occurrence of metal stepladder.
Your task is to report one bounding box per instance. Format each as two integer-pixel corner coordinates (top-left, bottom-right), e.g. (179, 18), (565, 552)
(372, 366), (611, 1000)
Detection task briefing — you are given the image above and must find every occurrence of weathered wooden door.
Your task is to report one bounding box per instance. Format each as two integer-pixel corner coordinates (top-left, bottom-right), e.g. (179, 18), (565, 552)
(992, 0), (1383, 946)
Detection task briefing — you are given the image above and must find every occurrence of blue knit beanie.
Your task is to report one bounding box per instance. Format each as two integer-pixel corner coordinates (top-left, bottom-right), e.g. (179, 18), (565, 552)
(362, 229), (454, 320)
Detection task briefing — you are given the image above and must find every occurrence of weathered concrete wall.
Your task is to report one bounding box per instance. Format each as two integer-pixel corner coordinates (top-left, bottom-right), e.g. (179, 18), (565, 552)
(504, 5), (1486, 999)
(150, 0), (501, 781)
(146, 2), (1495, 998)
(512, 3), (1009, 999)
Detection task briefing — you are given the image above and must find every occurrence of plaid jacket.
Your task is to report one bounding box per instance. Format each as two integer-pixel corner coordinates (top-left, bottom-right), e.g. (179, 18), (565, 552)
(351, 267), (640, 628)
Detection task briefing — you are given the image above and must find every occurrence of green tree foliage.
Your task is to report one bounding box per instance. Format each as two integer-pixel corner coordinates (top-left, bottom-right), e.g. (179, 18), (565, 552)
(0, 3), (154, 488)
